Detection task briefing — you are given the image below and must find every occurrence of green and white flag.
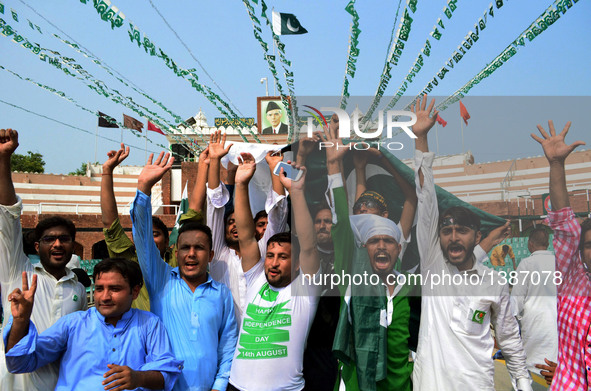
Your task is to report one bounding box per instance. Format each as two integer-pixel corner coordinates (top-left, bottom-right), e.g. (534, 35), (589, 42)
(272, 11), (308, 35)
(169, 181), (188, 246)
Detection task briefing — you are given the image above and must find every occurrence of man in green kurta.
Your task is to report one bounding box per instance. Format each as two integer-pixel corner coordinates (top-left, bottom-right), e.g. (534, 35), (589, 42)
(329, 179), (414, 391)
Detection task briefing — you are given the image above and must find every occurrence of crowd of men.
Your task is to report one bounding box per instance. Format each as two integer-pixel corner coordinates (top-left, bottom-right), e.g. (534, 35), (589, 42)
(0, 95), (589, 391)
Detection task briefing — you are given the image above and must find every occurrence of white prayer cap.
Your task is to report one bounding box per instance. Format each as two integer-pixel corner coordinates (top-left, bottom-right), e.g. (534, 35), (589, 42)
(349, 214), (402, 247)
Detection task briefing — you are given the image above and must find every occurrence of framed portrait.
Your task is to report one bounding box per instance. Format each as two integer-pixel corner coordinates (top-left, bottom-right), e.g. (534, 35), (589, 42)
(257, 96), (291, 135)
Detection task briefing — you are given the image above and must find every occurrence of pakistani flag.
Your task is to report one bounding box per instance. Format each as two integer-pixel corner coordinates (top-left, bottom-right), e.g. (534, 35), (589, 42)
(272, 11), (308, 35)
(169, 182), (188, 246)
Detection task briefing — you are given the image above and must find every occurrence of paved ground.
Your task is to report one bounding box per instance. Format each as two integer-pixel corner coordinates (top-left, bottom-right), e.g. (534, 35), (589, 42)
(494, 359), (549, 390)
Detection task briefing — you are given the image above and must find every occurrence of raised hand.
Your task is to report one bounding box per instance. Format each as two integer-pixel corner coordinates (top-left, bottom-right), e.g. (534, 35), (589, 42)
(235, 152), (256, 185)
(297, 134), (319, 157)
(265, 150), (284, 171)
(208, 130), (232, 160)
(137, 152), (174, 195)
(103, 143), (130, 174)
(9, 272), (37, 322)
(0, 128), (19, 157)
(278, 161), (306, 194)
(321, 113), (349, 165)
(479, 221), (511, 253)
(411, 94), (438, 139)
(198, 146), (210, 166)
(531, 120), (585, 164)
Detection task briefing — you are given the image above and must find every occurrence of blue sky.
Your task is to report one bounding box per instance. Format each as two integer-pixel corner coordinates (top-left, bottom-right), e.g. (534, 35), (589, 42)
(1, 0), (589, 174)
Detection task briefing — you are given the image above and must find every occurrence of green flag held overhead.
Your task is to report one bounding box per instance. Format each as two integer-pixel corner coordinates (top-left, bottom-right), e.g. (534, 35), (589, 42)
(272, 11), (308, 35)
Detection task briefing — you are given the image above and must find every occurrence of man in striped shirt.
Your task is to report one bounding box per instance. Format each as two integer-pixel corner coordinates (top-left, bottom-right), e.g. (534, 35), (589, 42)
(532, 120), (590, 389)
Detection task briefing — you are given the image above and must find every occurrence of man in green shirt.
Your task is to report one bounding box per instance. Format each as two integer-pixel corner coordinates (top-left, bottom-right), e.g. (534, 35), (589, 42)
(320, 114), (419, 391)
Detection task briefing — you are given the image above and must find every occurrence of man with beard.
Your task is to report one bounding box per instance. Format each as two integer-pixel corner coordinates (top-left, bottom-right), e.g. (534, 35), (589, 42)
(531, 120), (589, 389)
(206, 131), (288, 323)
(412, 96), (531, 390)
(228, 155), (320, 391)
(0, 128), (87, 391)
(301, 204), (341, 391)
(131, 151), (237, 391)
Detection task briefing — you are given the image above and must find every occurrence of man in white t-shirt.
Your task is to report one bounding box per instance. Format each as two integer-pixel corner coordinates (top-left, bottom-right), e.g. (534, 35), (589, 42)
(206, 131), (288, 324)
(228, 153), (320, 391)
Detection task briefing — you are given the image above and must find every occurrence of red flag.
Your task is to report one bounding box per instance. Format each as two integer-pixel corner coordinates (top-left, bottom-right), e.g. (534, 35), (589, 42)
(459, 100), (470, 126)
(435, 114), (447, 127)
(123, 114), (143, 132)
(148, 121), (166, 136)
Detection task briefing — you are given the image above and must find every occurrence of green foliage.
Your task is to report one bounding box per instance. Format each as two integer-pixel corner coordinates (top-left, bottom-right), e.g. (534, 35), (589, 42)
(10, 151), (45, 173)
(69, 162), (88, 176)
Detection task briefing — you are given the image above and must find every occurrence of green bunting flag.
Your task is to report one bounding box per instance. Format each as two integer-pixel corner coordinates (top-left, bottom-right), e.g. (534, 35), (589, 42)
(271, 11), (308, 35)
(436, 0), (581, 113)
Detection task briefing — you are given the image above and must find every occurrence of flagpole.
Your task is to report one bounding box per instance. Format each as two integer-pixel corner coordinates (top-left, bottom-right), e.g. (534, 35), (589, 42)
(461, 117), (465, 154)
(435, 122), (440, 155)
(144, 126), (148, 163)
(94, 123), (98, 163)
(120, 127), (123, 144)
(273, 41), (277, 96)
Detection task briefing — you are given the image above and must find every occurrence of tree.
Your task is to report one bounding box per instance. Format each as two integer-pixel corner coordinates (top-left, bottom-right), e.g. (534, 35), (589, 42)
(69, 162), (89, 176)
(11, 151), (45, 173)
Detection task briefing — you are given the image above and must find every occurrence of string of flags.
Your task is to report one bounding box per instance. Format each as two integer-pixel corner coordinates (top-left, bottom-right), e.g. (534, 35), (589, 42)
(361, 0), (418, 127)
(339, 0), (360, 110)
(383, 0), (466, 112)
(3, 2), (207, 153)
(436, 0), (582, 113)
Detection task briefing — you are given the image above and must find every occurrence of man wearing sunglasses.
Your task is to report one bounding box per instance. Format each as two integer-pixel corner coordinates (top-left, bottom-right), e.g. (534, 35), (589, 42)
(0, 129), (87, 391)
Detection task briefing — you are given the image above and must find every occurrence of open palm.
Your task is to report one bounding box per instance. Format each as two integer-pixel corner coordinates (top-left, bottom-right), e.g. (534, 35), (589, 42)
(411, 95), (438, 138)
(531, 120), (585, 163)
(235, 153), (256, 185)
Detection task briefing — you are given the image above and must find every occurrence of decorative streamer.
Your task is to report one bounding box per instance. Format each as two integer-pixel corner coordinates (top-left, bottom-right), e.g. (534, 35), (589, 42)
(415, 0), (506, 99)
(0, 64), (187, 157)
(146, 0), (248, 122)
(0, 19), (198, 155)
(339, 0), (361, 110)
(361, 0), (419, 126)
(18, 0), (187, 129)
(436, 0), (582, 112)
(75, 0), (259, 143)
(2, 6), (206, 150)
(383, 0), (465, 111)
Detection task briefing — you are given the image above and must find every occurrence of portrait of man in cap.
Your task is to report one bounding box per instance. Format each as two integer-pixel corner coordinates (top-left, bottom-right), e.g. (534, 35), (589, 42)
(261, 100), (289, 135)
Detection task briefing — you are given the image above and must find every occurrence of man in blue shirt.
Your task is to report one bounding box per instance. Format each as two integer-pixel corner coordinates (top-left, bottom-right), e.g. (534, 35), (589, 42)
(4, 258), (182, 391)
(131, 151), (238, 391)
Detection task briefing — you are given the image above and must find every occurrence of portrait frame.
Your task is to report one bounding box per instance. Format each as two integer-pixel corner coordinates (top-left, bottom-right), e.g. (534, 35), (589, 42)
(257, 96), (291, 135)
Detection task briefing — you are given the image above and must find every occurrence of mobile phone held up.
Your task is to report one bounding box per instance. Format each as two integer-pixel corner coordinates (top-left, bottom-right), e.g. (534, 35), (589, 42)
(273, 161), (303, 181)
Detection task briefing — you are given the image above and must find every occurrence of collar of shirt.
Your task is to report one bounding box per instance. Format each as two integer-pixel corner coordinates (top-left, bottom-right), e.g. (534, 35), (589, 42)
(33, 262), (77, 282)
(170, 269), (218, 291)
(446, 255), (488, 276)
(530, 250), (553, 256)
(93, 306), (134, 327)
